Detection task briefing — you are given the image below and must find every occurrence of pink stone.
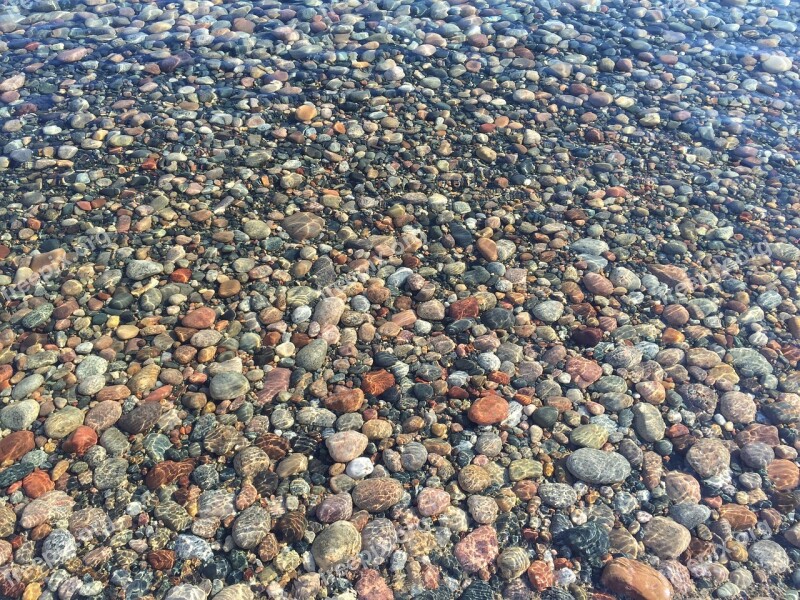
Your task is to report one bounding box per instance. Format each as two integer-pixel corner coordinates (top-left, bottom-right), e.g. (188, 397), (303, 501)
(417, 488), (451, 517)
(454, 525), (499, 573)
(256, 368), (291, 405)
(565, 357), (603, 389)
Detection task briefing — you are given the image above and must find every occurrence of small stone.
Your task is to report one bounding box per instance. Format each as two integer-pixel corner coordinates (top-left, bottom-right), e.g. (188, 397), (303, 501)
(642, 517), (691, 559)
(355, 569), (393, 600)
(117, 402), (161, 435)
(458, 464), (491, 493)
(362, 370), (395, 396)
(44, 407), (85, 439)
(570, 424), (608, 449)
(316, 493), (353, 523)
(209, 372), (250, 400)
(41, 529), (77, 567)
(417, 488), (451, 517)
(748, 540), (790, 574)
(295, 339), (328, 371)
(275, 511), (306, 543)
(0, 431), (34, 463)
(283, 212), (325, 241)
(62, 426), (97, 456)
(538, 483), (578, 508)
(0, 400), (40, 431)
(295, 104), (318, 121)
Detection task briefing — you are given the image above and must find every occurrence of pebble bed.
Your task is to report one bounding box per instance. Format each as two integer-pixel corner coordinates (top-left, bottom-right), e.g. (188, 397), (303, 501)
(0, 0), (798, 599)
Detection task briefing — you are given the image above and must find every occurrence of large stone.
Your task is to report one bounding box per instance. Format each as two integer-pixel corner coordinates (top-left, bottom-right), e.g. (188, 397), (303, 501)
(209, 372), (250, 400)
(352, 478), (404, 512)
(685, 438), (730, 478)
(454, 525), (499, 573)
(283, 212), (324, 241)
(566, 448), (631, 484)
(311, 521), (361, 570)
(601, 558), (673, 600)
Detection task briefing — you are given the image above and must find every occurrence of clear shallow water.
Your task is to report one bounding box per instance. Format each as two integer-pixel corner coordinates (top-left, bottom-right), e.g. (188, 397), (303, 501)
(0, 1), (798, 600)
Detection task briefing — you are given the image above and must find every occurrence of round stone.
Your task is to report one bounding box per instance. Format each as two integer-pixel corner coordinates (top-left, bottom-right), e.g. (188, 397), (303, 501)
(642, 517), (691, 559)
(326, 431), (368, 463)
(311, 521), (361, 570)
(685, 438), (730, 479)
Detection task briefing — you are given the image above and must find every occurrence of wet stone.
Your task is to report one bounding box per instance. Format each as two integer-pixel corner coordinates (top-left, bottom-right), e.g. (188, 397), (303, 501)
(566, 449), (631, 484)
(232, 506), (271, 549)
(352, 478), (404, 513)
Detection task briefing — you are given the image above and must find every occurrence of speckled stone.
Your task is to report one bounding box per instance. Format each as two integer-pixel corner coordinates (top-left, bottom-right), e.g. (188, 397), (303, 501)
(748, 540), (790, 574)
(417, 488), (451, 517)
(538, 483), (578, 508)
(360, 518), (398, 566)
(458, 464), (491, 493)
(454, 525), (499, 573)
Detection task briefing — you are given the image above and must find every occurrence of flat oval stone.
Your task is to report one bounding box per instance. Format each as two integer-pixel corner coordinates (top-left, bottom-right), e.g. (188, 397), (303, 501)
(538, 483), (578, 508)
(44, 407), (85, 439)
(569, 424), (608, 449)
(209, 372), (250, 400)
(0, 400), (40, 431)
(232, 506), (271, 549)
(632, 403), (666, 442)
(351, 478), (403, 512)
(566, 448), (631, 484)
